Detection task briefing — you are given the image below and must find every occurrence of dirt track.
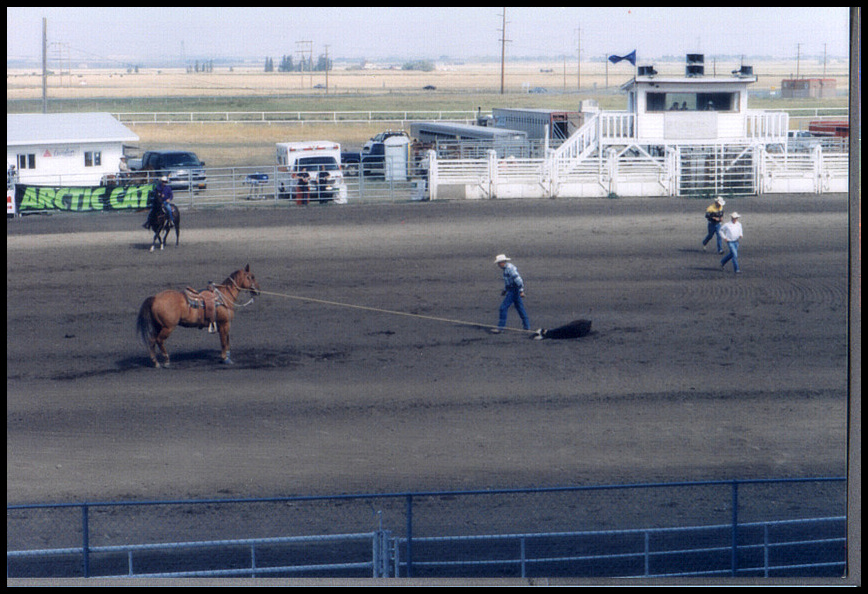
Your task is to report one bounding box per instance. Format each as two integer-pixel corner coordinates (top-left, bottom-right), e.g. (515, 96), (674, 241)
(6, 195), (850, 505)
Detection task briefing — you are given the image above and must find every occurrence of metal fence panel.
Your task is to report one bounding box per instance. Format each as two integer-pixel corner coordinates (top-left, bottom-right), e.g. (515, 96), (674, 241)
(8, 478), (848, 580)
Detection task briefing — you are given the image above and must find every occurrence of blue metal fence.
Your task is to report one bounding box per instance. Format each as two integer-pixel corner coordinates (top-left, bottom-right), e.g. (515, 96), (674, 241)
(7, 477), (848, 580)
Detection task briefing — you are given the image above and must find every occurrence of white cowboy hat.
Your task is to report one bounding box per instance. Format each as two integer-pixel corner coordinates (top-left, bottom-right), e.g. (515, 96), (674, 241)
(494, 254), (511, 263)
(160, 176), (169, 182)
(731, 212), (741, 219)
(715, 196), (725, 205)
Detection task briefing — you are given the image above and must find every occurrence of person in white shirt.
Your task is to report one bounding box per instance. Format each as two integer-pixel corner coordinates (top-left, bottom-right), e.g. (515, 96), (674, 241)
(719, 212), (744, 273)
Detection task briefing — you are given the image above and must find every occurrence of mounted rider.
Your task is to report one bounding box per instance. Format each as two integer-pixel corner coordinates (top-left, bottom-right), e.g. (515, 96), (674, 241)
(145, 176), (175, 229)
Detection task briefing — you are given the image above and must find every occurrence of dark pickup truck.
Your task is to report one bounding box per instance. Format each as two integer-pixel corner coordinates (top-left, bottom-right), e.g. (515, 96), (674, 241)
(341, 130), (409, 179)
(129, 150), (207, 190)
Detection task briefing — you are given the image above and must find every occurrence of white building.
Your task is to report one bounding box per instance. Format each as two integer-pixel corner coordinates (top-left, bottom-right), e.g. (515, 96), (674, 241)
(428, 56), (847, 199)
(7, 113), (139, 186)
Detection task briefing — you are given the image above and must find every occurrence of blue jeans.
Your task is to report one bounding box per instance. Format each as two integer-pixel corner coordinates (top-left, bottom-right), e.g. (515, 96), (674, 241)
(163, 202), (175, 225)
(720, 240), (740, 272)
(703, 221), (722, 252)
(499, 289), (530, 329)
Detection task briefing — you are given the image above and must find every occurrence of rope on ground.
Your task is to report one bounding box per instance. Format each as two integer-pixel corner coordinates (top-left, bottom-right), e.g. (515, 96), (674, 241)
(255, 288), (535, 334)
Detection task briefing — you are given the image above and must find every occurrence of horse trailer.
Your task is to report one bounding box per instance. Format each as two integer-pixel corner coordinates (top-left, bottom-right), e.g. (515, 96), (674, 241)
(409, 122), (530, 159)
(491, 108), (585, 141)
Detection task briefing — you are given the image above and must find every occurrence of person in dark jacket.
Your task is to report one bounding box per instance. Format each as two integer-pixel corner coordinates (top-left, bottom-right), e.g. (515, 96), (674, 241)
(702, 196), (726, 254)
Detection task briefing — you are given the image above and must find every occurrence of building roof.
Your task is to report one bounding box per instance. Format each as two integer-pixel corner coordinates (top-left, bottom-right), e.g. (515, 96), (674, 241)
(7, 112), (139, 147)
(621, 75), (757, 91)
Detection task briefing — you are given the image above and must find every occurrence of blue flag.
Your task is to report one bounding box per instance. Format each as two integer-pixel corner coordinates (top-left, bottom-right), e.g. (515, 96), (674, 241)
(608, 50), (637, 66)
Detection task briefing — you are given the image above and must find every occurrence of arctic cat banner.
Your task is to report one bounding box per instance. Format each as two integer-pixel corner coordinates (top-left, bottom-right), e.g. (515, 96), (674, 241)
(14, 184), (154, 213)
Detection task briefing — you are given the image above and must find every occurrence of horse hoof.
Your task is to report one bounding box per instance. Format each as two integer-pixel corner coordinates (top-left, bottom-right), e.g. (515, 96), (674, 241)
(222, 358), (234, 365)
(149, 246), (155, 252)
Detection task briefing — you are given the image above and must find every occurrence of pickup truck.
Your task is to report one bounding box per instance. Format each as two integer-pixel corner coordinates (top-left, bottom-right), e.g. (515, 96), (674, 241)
(341, 130), (410, 179)
(128, 150), (207, 190)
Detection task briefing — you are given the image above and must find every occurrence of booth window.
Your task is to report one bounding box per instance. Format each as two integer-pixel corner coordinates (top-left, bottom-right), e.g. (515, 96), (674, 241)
(17, 154), (36, 170)
(649, 92), (737, 112)
(84, 151), (102, 167)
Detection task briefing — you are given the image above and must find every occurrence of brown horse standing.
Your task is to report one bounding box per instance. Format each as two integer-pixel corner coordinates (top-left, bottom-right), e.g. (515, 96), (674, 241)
(136, 265), (260, 367)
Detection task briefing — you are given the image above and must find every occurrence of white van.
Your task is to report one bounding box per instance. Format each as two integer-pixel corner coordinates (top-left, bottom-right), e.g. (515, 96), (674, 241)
(275, 141), (348, 204)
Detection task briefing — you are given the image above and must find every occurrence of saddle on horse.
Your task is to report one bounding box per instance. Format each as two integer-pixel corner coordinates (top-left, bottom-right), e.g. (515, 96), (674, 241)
(184, 285), (224, 333)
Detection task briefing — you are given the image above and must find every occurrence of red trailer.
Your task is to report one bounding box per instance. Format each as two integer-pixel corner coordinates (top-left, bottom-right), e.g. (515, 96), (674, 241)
(808, 120), (849, 138)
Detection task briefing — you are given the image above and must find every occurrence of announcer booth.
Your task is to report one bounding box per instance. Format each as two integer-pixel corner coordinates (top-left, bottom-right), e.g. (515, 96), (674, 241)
(617, 55), (784, 145)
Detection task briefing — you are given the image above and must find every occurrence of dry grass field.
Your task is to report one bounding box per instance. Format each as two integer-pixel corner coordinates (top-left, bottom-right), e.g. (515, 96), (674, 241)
(7, 58), (849, 100)
(7, 59), (850, 167)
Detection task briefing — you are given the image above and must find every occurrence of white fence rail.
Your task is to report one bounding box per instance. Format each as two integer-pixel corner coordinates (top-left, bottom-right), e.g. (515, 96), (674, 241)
(112, 110), (479, 125)
(430, 142), (848, 199)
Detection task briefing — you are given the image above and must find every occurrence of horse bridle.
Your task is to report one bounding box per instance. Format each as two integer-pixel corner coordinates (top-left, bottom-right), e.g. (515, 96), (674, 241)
(220, 272), (259, 308)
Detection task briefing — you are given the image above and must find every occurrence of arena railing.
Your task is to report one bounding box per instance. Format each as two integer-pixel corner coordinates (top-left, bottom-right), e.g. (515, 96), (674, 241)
(7, 477), (848, 580)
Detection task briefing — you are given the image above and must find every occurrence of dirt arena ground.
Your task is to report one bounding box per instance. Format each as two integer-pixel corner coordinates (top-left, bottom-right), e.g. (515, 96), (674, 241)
(7, 194), (852, 515)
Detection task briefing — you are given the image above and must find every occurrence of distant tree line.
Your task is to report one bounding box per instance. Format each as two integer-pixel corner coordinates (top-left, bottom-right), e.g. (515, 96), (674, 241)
(265, 55), (332, 72)
(402, 60), (435, 72)
(188, 60), (214, 73)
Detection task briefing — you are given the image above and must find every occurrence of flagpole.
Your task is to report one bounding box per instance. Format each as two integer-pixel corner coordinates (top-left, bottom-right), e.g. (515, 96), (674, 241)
(605, 57), (608, 89)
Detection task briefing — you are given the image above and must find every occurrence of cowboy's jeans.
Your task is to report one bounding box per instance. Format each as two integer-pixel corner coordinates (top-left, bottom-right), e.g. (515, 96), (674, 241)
(721, 240), (740, 272)
(499, 288), (530, 329)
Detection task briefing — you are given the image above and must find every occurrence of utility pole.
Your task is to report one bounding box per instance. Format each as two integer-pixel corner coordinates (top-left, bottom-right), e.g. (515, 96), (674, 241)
(575, 27), (581, 92)
(823, 43), (827, 77)
(296, 40), (312, 88)
(42, 17), (47, 113)
(796, 43), (801, 78)
(324, 44), (330, 93)
(499, 8), (509, 94)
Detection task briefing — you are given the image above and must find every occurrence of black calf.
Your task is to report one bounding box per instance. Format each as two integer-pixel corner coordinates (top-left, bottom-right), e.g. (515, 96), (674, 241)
(532, 319), (592, 340)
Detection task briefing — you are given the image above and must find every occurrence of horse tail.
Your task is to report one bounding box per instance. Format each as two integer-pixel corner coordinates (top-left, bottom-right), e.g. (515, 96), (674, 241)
(136, 296), (156, 346)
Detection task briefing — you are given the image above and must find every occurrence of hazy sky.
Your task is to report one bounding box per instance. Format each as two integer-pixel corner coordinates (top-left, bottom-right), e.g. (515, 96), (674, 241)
(7, 7), (852, 65)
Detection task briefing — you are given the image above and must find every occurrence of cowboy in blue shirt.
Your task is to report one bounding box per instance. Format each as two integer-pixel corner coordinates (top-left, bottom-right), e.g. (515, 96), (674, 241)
(492, 254), (531, 333)
(156, 176), (175, 222)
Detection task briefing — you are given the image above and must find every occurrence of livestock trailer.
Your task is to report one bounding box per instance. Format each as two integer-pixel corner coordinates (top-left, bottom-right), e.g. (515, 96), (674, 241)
(491, 108), (585, 141)
(409, 122), (529, 158)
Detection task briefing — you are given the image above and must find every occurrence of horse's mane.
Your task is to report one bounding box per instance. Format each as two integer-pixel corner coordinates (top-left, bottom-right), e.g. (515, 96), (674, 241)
(221, 269), (242, 287)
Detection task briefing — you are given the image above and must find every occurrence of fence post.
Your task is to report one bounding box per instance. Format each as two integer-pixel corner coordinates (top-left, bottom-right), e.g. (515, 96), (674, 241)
(81, 504), (90, 578)
(731, 480), (739, 577)
(487, 150), (498, 199)
(373, 530), (392, 578)
(405, 494), (414, 578)
(427, 151), (438, 201)
(644, 531), (651, 576)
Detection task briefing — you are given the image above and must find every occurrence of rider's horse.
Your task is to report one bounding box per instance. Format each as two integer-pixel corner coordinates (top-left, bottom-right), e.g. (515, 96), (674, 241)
(146, 203), (180, 252)
(136, 265), (260, 367)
